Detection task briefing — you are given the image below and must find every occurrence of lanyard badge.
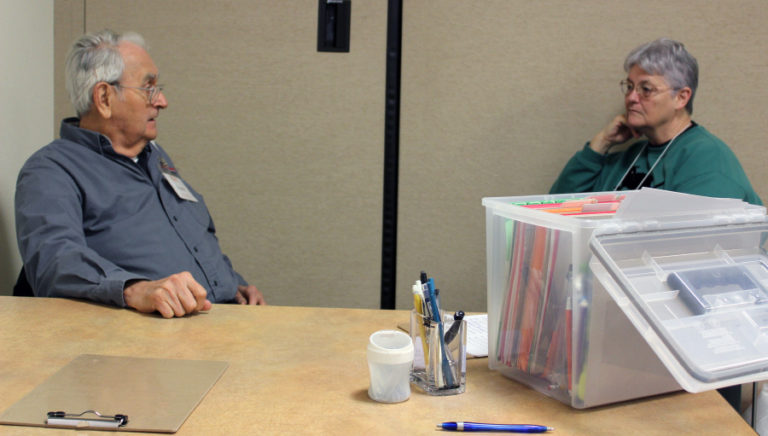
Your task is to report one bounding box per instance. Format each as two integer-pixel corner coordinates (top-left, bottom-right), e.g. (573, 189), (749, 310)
(159, 157), (198, 202)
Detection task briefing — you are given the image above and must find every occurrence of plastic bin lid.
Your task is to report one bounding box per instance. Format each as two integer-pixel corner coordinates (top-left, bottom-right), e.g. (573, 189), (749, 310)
(589, 220), (768, 393)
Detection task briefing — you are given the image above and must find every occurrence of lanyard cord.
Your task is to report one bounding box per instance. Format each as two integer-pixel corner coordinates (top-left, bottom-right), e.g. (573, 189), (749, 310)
(612, 142), (647, 191)
(612, 123), (692, 191)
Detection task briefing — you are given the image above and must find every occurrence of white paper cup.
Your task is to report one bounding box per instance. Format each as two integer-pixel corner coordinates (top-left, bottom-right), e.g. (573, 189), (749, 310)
(367, 330), (414, 403)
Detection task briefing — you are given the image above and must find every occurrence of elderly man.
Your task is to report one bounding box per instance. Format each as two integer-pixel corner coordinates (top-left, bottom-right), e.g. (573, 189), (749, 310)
(550, 38), (761, 205)
(15, 29), (264, 318)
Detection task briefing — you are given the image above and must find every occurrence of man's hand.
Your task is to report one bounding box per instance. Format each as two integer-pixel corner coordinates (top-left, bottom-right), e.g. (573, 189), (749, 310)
(589, 114), (639, 154)
(235, 285), (266, 305)
(123, 272), (212, 318)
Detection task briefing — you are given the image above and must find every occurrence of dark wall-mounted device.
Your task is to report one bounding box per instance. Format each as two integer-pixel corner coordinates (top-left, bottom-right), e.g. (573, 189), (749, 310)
(317, 0), (351, 52)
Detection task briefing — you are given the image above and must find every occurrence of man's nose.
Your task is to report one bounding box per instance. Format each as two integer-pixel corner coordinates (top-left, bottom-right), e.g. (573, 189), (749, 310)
(154, 90), (168, 108)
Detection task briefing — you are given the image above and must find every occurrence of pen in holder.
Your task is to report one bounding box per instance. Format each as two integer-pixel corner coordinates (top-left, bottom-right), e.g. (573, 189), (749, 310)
(410, 309), (467, 395)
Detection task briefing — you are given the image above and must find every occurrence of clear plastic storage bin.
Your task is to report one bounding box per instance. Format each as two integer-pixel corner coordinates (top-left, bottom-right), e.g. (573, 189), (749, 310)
(483, 189), (768, 408)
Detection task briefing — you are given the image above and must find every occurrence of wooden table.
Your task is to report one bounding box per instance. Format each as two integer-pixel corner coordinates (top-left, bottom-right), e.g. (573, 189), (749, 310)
(0, 297), (755, 435)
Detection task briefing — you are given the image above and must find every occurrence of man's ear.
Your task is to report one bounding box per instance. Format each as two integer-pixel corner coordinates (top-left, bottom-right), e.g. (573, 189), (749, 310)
(675, 87), (692, 111)
(91, 82), (114, 119)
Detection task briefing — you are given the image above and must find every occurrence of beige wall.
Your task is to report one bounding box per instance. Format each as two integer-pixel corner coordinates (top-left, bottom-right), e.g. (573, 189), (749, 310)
(51, 1), (768, 310)
(397, 1), (768, 312)
(0, 1), (53, 295)
(55, 0), (387, 308)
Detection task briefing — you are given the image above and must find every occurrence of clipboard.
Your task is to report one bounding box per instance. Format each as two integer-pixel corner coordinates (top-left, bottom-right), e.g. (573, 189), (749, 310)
(0, 354), (228, 433)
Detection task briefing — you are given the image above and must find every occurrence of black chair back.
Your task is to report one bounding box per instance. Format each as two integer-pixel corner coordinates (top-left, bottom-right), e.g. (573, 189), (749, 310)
(13, 267), (34, 297)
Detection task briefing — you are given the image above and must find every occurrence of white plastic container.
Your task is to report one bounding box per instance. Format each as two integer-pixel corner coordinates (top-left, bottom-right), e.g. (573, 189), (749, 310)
(367, 330), (414, 403)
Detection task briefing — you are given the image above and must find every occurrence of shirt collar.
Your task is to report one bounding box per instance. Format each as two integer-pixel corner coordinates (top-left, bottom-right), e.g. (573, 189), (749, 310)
(648, 120), (697, 148)
(59, 117), (151, 158)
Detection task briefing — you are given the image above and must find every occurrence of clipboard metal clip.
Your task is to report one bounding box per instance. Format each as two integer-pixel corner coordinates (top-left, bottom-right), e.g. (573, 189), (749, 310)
(46, 409), (128, 429)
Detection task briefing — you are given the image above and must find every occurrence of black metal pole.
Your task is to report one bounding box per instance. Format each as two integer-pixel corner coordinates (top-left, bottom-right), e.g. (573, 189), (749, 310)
(380, 0), (402, 310)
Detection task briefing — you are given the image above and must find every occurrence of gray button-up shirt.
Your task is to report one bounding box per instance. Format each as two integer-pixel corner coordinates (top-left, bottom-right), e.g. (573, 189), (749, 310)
(15, 118), (245, 306)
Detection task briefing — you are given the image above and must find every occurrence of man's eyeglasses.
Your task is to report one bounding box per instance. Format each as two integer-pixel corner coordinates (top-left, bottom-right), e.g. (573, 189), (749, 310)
(620, 80), (670, 99)
(111, 82), (165, 104)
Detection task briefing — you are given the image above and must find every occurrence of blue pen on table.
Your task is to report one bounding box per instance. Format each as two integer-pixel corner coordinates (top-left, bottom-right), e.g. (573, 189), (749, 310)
(436, 422), (553, 433)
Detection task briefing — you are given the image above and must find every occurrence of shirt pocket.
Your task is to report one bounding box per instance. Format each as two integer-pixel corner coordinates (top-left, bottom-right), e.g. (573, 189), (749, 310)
(181, 194), (213, 230)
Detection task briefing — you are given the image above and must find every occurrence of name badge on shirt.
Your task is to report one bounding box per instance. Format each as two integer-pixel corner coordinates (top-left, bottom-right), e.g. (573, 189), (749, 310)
(159, 158), (198, 202)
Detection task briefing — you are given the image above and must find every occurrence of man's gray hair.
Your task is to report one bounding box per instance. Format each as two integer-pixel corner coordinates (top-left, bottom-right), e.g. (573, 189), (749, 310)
(624, 38), (698, 114)
(65, 29), (147, 117)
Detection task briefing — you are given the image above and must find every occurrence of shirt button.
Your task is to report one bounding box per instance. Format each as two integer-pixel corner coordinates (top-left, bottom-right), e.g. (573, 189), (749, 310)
(173, 216), (178, 221)
(193, 247), (198, 252)
(213, 281), (218, 287)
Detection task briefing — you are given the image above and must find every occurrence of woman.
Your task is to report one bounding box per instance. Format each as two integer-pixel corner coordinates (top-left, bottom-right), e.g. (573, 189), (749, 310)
(550, 38), (761, 205)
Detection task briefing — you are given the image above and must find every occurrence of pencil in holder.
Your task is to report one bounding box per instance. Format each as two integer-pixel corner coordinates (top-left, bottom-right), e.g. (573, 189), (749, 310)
(409, 309), (466, 395)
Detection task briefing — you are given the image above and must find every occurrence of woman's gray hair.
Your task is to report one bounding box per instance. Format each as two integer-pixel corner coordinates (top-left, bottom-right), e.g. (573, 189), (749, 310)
(65, 29), (147, 117)
(624, 38), (698, 114)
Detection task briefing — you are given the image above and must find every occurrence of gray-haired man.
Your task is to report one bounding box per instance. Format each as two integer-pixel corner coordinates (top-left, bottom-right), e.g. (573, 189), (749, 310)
(15, 30), (265, 317)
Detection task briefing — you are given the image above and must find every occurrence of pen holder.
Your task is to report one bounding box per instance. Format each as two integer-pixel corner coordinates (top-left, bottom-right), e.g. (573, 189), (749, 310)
(410, 310), (467, 395)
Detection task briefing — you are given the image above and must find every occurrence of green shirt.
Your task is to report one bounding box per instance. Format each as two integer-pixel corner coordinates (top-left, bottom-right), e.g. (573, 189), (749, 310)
(550, 124), (762, 205)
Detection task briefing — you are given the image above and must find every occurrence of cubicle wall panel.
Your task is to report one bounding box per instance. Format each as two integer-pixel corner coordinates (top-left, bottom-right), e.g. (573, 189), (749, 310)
(54, 1), (387, 308)
(397, 1), (768, 312)
(52, 2), (768, 311)
(0, 3), (55, 295)
(53, 0), (84, 139)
